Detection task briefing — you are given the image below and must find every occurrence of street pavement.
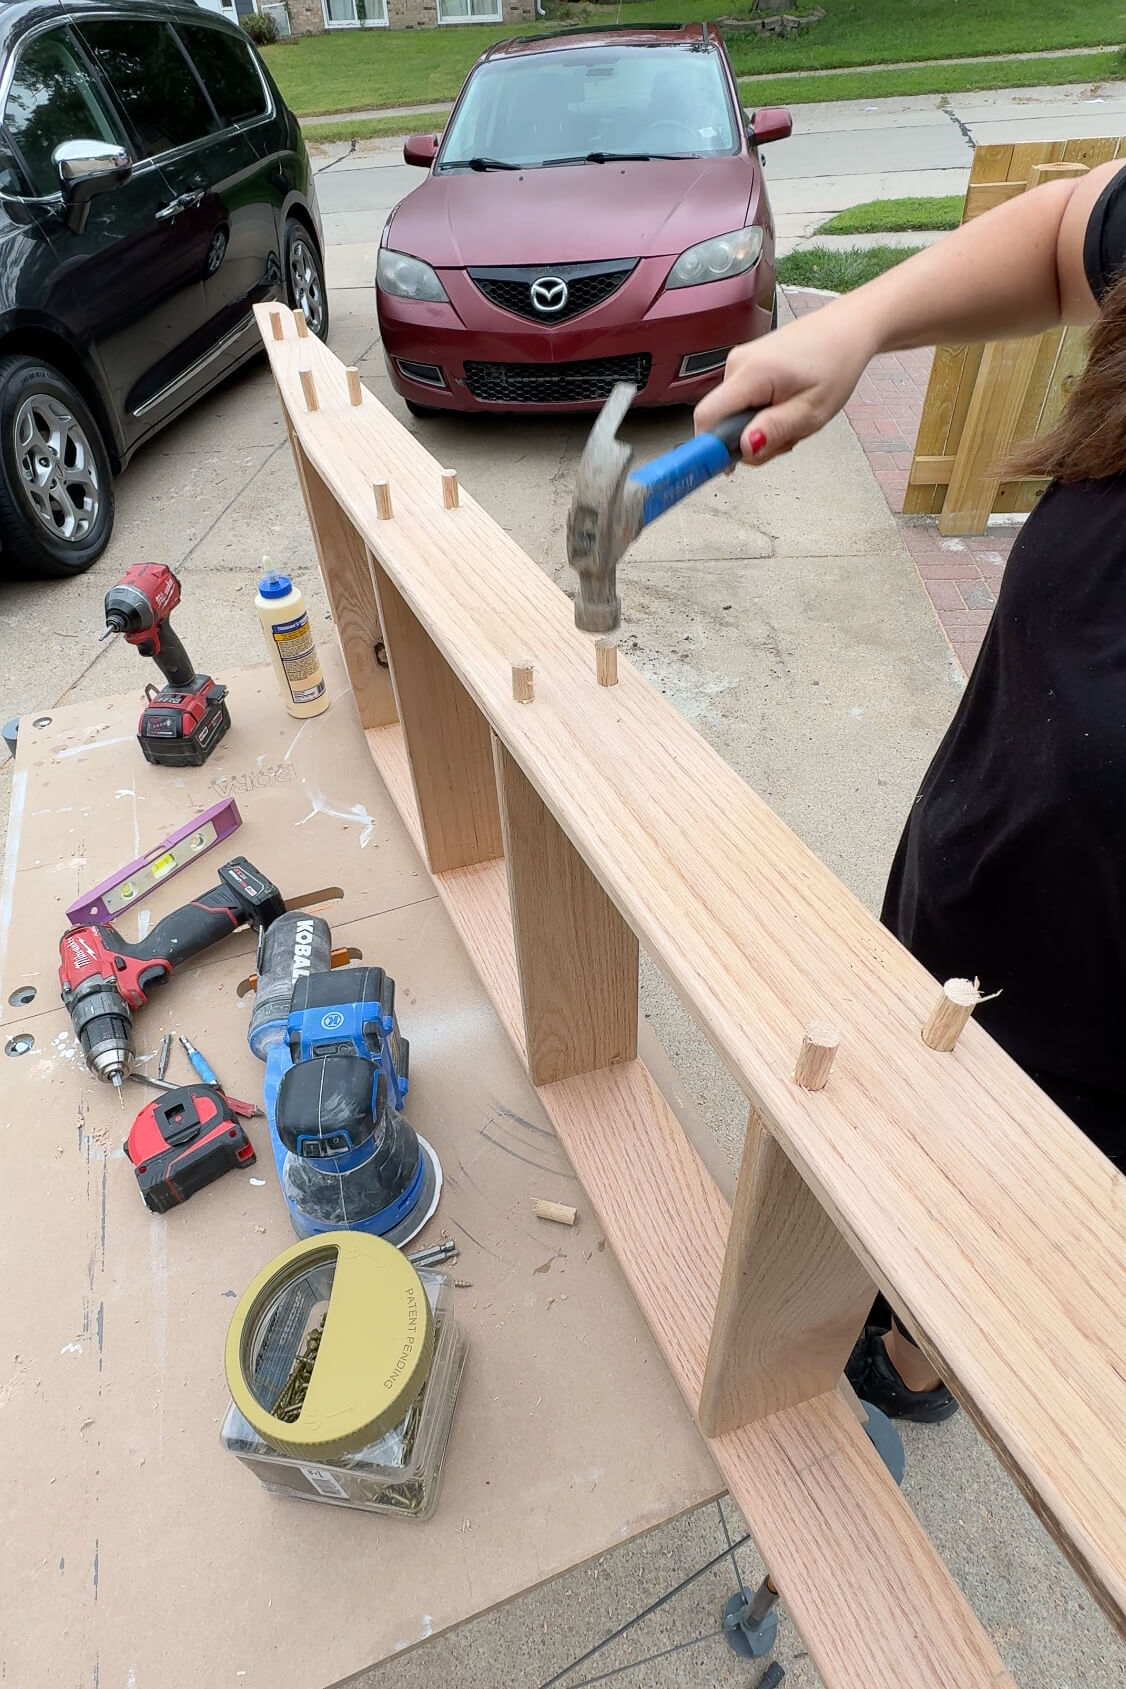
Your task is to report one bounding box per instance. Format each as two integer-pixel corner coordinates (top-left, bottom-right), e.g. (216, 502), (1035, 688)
(2, 77), (1125, 1689)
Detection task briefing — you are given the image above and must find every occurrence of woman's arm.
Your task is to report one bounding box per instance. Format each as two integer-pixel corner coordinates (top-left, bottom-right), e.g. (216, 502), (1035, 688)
(694, 160), (1126, 465)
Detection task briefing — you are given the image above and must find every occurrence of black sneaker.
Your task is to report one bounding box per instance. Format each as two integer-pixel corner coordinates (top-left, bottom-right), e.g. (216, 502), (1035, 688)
(845, 1327), (959, 1424)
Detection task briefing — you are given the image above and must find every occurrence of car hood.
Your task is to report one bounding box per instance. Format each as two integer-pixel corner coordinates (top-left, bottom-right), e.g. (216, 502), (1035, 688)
(387, 157), (756, 268)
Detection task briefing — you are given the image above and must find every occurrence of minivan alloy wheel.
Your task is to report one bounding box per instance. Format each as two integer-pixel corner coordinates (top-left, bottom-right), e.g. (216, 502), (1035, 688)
(14, 393), (100, 543)
(289, 237), (324, 336)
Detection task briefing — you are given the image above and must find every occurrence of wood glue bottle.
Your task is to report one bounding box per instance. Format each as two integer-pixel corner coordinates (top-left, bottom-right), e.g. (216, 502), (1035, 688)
(255, 565), (328, 718)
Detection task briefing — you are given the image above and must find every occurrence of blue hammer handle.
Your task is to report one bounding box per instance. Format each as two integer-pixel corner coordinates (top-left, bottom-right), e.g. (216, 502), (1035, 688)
(629, 409), (760, 528)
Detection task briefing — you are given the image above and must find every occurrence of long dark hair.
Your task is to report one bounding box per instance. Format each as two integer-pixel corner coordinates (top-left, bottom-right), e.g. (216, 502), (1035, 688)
(1008, 273), (1126, 481)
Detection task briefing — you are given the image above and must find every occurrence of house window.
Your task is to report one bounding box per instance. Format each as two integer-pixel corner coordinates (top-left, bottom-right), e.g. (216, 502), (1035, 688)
(437, 0), (503, 22)
(323, 0), (388, 27)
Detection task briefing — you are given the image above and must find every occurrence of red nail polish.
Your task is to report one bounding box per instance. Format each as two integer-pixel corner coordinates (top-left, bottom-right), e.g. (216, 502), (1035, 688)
(748, 428), (767, 456)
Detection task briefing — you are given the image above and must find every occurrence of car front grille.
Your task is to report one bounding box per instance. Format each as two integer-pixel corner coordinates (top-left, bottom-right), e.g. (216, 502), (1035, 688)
(468, 261), (636, 324)
(463, 353), (652, 406)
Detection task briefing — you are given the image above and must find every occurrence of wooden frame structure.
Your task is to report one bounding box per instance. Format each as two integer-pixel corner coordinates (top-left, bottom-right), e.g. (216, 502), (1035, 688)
(906, 138), (1126, 533)
(260, 305), (1126, 1689)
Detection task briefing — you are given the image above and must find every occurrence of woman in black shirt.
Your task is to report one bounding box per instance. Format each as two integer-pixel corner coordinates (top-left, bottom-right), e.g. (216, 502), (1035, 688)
(696, 161), (1126, 1422)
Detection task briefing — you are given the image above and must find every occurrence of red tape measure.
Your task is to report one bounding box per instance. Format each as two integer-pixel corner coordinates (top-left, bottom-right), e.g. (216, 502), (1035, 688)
(126, 1084), (255, 1212)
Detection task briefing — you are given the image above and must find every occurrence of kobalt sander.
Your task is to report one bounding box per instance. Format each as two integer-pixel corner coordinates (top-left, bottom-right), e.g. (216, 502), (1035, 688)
(567, 382), (760, 631)
(248, 913), (441, 1244)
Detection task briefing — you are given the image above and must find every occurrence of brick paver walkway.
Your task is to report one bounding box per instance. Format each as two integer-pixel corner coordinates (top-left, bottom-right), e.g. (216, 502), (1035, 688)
(785, 288), (1018, 676)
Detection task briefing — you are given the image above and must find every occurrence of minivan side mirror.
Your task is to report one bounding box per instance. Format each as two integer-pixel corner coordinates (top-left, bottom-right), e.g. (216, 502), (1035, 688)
(746, 107), (793, 146)
(53, 139), (132, 233)
(403, 134), (440, 168)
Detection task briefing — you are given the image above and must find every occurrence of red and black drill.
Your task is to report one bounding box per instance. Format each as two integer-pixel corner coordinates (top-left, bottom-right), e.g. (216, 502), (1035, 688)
(103, 563), (230, 766)
(59, 858), (284, 1100)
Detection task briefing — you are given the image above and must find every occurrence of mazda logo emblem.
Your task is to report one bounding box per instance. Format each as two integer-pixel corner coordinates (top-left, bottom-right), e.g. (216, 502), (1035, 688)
(530, 276), (568, 314)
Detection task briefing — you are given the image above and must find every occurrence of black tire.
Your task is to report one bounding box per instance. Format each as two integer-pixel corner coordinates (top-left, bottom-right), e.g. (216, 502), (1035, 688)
(285, 219), (329, 341)
(405, 400), (441, 419)
(0, 357), (114, 580)
(771, 295), (779, 331)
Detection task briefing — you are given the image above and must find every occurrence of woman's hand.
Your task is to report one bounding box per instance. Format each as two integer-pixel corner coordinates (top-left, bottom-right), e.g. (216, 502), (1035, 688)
(694, 295), (879, 466)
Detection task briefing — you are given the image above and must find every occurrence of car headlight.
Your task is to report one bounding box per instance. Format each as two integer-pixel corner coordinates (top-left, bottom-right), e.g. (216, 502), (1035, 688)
(665, 226), (764, 290)
(376, 249), (448, 302)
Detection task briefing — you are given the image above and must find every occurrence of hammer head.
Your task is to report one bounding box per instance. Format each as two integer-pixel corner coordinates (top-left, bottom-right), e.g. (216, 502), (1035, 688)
(566, 383), (645, 633)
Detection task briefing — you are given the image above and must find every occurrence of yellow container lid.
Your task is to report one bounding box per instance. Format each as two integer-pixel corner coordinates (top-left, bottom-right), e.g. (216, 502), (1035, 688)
(225, 1231), (434, 1460)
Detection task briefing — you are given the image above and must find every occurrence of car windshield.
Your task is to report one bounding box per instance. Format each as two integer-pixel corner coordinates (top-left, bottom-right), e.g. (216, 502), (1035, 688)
(438, 43), (739, 171)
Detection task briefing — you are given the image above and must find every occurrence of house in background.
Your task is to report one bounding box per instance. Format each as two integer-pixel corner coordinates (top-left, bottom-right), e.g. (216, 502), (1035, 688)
(196, 0), (536, 33)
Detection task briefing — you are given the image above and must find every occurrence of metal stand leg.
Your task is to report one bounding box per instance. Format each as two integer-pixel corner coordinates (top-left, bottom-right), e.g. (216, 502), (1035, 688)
(721, 1399), (905, 1659)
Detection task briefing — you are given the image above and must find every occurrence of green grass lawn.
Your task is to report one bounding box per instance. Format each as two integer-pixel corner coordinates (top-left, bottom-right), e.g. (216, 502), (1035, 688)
(738, 49), (1124, 106)
(263, 0), (1126, 116)
(304, 110), (451, 141)
(817, 195), (963, 234)
(778, 244), (921, 292)
(701, 0), (1121, 75)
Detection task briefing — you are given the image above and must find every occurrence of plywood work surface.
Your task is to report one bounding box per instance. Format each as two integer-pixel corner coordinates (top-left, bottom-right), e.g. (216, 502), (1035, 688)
(262, 308), (1126, 1635)
(0, 649), (722, 1689)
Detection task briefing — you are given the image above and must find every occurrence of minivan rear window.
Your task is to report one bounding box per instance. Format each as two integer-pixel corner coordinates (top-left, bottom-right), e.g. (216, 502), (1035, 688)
(179, 24), (268, 128)
(78, 19), (218, 158)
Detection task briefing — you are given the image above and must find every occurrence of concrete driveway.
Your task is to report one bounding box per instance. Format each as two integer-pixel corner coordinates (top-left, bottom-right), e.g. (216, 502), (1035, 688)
(2, 78), (1125, 1689)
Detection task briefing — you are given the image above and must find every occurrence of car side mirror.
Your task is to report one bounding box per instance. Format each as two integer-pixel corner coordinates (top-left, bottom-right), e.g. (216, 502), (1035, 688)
(403, 133), (440, 168)
(747, 107), (793, 146)
(54, 139), (132, 233)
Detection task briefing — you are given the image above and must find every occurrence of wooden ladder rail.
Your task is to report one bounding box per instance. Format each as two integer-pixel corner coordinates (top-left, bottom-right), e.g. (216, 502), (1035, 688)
(259, 304), (1126, 1689)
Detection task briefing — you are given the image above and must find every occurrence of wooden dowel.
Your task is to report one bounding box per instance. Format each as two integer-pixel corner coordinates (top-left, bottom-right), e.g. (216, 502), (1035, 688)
(269, 309), (284, 341)
(512, 660), (534, 704)
(441, 470), (459, 509)
(922, 977), (983, 1052)
(534, 1198), (577, 1226)
(794, 1020), (840, 1090)
(373, 481), (393, 520)
(346, 367), (363, 406)
(298, 368), (318, 413)
(294, 308), (308, 338)
(595, 638), (618, 687)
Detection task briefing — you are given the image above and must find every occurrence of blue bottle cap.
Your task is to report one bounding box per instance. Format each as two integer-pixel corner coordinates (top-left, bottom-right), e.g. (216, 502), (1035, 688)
(258, 572), (292, 599)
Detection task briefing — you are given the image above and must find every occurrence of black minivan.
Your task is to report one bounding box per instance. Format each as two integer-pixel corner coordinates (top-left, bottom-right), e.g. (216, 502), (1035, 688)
(0, 0), (326, 577)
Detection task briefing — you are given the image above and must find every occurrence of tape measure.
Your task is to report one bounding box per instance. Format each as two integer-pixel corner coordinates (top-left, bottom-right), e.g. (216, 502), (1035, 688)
(225, 1232), (434, 1460)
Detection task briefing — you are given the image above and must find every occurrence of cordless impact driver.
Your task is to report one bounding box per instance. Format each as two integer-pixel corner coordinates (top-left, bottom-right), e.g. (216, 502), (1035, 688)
(59, 858), (284, 1098)
(103, 562), (230, 766)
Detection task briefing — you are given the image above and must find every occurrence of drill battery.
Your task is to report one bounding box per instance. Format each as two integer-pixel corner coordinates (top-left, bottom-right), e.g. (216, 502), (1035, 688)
(126, 1083), (255, 1212)
(138, 677), (230, 767)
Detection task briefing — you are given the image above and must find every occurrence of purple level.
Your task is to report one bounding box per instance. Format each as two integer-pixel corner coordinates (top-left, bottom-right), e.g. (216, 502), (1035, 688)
(66, 798), (243, 924)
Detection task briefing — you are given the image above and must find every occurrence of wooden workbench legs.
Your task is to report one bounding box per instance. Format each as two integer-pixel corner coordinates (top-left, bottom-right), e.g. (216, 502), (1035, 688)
(699, 1110), (874, 1436)
(283, 424), (397, 731)
(369, 556), (503, 873)
(494, 742), (638, 1084)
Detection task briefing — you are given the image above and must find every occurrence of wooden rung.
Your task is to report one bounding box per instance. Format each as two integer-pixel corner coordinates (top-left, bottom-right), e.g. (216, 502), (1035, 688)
(794, 1020), (839, 1090)
(346, 367), (363, 406)
(511, 661), (534, 704)
(373, 481), (393, 520)
(294, 308), (308, 338)
(921, 977), (983, 1052)
(441, 469), (459, 508)
(298, 367), (318, 412)
(534, 1198), (577, 1225)
(595, 638), (618, 687)
(269, 309), (284, 341)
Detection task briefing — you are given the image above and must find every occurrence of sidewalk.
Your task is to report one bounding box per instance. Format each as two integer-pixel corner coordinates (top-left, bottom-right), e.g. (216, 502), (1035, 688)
(785, 286), (1015, 676)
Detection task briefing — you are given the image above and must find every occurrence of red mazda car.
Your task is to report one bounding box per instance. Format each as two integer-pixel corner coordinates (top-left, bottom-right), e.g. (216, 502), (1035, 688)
(376, 24), (790, 415)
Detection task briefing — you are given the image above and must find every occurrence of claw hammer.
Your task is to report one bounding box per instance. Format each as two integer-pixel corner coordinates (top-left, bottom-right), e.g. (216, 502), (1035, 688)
(566, 382), (759, 632)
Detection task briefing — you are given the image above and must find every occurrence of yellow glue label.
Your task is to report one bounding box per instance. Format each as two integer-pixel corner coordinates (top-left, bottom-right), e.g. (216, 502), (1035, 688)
(270, 613), (325, 705)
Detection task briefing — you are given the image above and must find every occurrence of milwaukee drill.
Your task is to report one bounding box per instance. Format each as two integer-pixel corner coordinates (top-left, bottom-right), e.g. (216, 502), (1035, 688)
(59, 858), (284, 1096)
(103, 563), (230, 766)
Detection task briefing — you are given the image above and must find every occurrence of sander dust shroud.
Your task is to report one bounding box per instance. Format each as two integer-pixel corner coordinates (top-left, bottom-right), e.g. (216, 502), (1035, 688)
(249, 914), (441, 1245)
